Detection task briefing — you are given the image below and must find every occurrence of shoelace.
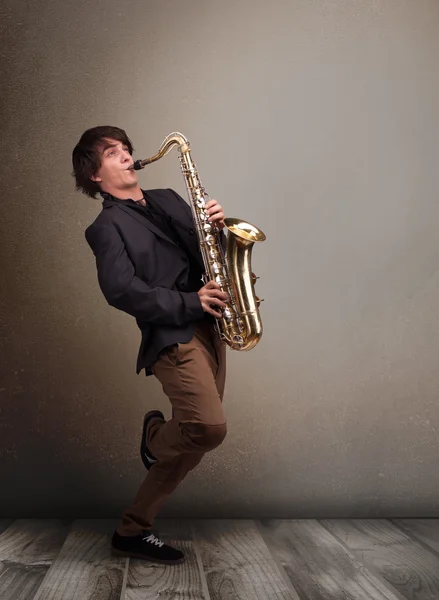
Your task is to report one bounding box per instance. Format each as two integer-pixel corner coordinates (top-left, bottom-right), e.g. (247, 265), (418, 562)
(142, 533), (164, 548)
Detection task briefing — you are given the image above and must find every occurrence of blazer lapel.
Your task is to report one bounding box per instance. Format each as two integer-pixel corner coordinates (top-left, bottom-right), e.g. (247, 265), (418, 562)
(103, 197), (178, 247)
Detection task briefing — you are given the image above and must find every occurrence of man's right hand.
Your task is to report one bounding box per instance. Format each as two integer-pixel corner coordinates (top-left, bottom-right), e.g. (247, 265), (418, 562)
(198, 281), (229, 318)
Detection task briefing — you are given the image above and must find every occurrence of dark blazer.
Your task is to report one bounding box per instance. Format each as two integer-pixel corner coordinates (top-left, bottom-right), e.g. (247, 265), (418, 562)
(85, 188), (216, 375)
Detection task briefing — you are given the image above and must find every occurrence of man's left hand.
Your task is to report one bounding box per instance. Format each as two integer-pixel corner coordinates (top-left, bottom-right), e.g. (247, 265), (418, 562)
(205, 199), (225, 230)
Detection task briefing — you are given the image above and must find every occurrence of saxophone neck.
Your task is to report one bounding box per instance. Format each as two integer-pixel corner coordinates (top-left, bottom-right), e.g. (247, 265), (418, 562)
(132, 132), (190, 170)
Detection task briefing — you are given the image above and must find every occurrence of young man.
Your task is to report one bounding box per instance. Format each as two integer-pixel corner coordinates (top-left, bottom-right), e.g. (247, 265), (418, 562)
(72, 126), (229, 565)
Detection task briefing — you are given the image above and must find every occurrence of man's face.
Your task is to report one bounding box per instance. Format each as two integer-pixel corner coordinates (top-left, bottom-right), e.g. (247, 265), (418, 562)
(91, 138), (138, 194)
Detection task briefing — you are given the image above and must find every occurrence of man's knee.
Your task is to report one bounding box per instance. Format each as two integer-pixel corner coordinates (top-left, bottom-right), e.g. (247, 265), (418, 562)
(183, 422), (227, 452)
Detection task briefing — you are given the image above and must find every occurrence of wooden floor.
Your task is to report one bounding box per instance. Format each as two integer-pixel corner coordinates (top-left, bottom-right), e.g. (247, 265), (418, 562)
(1, 518), (439, 600)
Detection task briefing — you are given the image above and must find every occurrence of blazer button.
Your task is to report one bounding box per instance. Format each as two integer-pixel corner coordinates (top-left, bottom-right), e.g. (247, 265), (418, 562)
(189, 228), (195, 235)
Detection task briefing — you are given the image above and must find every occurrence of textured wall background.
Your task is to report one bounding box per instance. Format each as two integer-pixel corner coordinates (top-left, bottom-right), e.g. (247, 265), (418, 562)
(1, 0), (439, 518)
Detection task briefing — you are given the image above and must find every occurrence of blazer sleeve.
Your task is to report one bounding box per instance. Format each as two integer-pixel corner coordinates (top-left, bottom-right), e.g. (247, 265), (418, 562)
(85, 221), (204, 326)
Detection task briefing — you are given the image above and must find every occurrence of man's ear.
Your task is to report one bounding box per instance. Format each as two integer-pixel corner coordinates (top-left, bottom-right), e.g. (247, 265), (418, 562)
(90, 173), (102, 183)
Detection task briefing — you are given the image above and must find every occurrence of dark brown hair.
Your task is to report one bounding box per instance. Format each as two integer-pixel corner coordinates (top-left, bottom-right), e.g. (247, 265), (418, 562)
(71, 126), (134, 198)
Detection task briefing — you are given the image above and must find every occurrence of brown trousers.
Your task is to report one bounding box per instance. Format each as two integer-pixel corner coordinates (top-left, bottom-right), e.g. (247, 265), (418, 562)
(117, 321), (226, 536)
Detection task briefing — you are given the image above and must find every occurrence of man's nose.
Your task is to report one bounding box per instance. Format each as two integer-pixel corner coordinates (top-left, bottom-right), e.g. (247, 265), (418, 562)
(121, 149), (130, 162)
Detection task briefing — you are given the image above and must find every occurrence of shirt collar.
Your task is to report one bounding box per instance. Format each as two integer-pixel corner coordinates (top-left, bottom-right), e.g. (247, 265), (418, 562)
(100, 191), (145, 207)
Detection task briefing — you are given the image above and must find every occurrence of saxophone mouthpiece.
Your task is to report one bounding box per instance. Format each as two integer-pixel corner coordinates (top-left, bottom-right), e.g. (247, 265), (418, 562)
(129, 160), (144, 171)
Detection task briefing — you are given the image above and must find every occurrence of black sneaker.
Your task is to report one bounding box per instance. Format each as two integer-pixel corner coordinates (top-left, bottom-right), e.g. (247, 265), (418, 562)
(111, 530), (184, 564)
(141, 410), (165, 471)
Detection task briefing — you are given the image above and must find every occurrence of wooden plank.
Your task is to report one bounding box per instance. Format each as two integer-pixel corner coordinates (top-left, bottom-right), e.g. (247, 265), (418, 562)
(192, 519), (298, 600)
(125, 519), (207, 600)
(32, 519), (126, 600)
(321, 519), (439, 600)
(0, 520), (13, 536)
(258, 519), (403, 600)
(0, 519), (70, 600)
(391, 519), (439, 555)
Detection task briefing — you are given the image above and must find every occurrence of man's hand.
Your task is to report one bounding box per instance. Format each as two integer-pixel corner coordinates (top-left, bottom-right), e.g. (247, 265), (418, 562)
(205, 199), (225, 230)
(198, 281), (229, 318)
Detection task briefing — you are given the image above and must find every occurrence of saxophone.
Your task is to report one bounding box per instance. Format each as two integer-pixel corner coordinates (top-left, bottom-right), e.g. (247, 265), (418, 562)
(130, 132), (266, 351)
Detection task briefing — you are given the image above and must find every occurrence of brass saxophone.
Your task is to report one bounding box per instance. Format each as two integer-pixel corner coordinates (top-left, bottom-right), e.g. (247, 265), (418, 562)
(130, 132), (266, 351)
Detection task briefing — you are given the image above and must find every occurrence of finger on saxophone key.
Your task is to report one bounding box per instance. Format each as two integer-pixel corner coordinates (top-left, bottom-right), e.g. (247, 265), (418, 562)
(206, 281), (229, 301)
(211, 290), (228, 306)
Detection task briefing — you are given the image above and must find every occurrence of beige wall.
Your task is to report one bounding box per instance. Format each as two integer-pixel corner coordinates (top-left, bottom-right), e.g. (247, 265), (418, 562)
(1, 0), (439, 517)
